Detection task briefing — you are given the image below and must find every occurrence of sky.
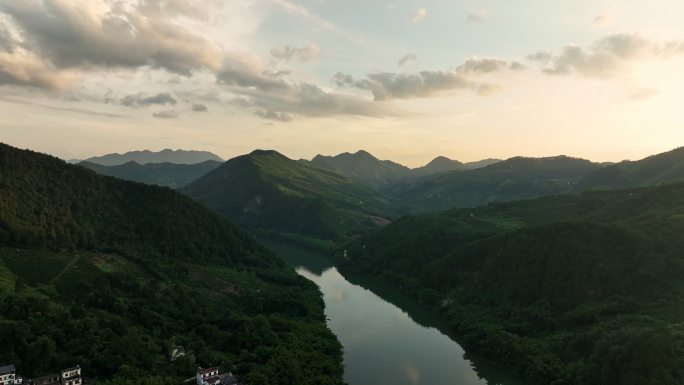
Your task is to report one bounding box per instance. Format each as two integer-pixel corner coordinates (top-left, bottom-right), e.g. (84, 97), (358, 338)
(1, 0), (684, 166)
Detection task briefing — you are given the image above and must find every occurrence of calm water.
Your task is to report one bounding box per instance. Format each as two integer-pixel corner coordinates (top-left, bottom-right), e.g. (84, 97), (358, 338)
(264, 241), (520, 385)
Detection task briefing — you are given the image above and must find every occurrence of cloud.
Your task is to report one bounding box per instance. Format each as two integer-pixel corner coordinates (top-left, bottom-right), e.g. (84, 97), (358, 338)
(527, 34), (677, 78)
(467, 10), (489, 23)
(216, 52), (289, 91)
(409, 8), (428, 24)
(593, 7), (617, 27)
(629, 87), (659, 101)
(255, 110), (294, 122)
(335, 57), (520, 101)
(456, 58), (509, 74)
(234, 82), (398, 118)
(153, 110), (178, 119)
(398, 53), (418, 67)
(271, 44), (321, 62)
(192, 103), (208, 112)
(0, 50), (77, 90)
(0, 95), (125, 117)
(120, 92), (178, 108)
(0, 0), (221, 79)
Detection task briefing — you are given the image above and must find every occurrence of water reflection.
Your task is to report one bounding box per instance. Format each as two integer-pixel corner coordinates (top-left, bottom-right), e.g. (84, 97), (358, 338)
(263, 240), (519, 385)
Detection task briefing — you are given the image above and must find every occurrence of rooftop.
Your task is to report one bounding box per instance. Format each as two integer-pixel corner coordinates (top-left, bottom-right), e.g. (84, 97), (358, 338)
(197, 367), (219, 375)
(0, 364), (15, 374)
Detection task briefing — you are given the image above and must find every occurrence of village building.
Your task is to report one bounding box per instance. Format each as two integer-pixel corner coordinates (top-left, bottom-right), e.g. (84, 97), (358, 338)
(0, 364), (81, 385)
(196, 368), (240, 385)
(59, 367), (81, 385)
(29, 374), (60, 385)
(0, 365), (23, 385)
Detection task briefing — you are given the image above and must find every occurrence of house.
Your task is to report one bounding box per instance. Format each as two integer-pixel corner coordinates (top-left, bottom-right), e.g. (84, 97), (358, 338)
(196, 368), (241, 385)
(59, 367), (81, 385)
(29, 374), (60, 385)
(196, 367), (219, 385)
(0, 365), (23, 385)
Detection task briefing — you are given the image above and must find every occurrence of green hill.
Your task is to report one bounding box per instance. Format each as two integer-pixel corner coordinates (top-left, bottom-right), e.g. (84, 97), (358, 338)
(79, 160), (222, 188)
(344, 184), (684, 385)
(0, 143), (343, 385)
(181, 150), (394, 249)
(308, 150), (412, 190)
(398, 155), (603, 212)
(411, 156), (464, 178)
(578, 147), (684, 191)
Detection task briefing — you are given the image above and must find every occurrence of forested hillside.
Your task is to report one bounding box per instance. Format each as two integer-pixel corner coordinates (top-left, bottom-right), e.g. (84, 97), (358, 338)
(397, 156), (603, 212)
(0, 143), (344, 385)
(182, 150), (394, 250)
(344, 184), (684, 385)
(79, 160), (222, 188)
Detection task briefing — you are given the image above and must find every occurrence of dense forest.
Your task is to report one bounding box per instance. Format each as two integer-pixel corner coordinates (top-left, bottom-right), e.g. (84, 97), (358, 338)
(0, 143), (344, 385)
(79, 160), (222, 189)
(343, 184), (684, 385)
(181, 150), (395, 251)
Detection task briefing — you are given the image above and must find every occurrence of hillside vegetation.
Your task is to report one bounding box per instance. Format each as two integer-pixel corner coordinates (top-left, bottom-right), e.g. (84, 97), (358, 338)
(396, 156), (602, 212)
(0, 143), (344, 385)
(182, 150), (394, 249)
(79, 160), (222, 188)
(344, 184), (684, 385)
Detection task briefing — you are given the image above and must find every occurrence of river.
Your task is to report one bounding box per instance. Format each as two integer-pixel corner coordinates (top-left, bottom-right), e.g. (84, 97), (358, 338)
(264, 241), (521, 385)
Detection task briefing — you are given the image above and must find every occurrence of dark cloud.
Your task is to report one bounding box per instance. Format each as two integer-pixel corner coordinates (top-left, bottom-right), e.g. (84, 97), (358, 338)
(270, 44), (321, 62)
(153, 110), (178, 119)
(121, 92), (177, 108)
(192, 103), (208, 112)
(216, 53), (289, 91)
(527, 33), (675, 78)
(0, 0), (221, 81)
(255, 110), (294, 122)
(398, 53), (418, 67)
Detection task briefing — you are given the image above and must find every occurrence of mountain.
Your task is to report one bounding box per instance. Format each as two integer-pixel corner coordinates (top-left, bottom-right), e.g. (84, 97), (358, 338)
(461, 158), (502, 170)
(578, 146), (684, 191)
(308, 150), (412, 190)
(181, 150), (394, 250)
(399, 155), (603, 211)
(0, 143), (343, 384)
(83, 149), (223, 166)
(411, 156), (464, 177)
(344, 183), (684, 385)
(79, 160), (222, 188)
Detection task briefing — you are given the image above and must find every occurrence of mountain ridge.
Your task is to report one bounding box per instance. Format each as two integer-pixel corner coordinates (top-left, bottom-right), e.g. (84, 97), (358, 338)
(83, 149), (224, 166)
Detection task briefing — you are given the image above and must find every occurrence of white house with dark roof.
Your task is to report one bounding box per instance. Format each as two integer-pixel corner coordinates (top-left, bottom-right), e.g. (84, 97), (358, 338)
(0, 365), (22, 385)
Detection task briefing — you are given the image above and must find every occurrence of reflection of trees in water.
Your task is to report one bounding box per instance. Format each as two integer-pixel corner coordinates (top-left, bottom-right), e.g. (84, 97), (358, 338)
(339, 268), (522, 385)
(264, 239), (521, 385)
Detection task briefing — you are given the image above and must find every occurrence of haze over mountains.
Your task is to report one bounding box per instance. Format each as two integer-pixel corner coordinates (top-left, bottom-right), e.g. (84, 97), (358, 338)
(81, 149), (224, 166)
(79, 160), (223, 189)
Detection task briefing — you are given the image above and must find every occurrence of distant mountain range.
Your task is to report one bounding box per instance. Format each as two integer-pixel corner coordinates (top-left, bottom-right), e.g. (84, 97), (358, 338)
(79, 160), (222, 188)
(400, 155), (603, 211)
(82, 149), (224, 166)
(75, 145), (684, 249)
(308, 150), (501, 189)
(181, 150), (395, 250)
(578, 146), (684, 191)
